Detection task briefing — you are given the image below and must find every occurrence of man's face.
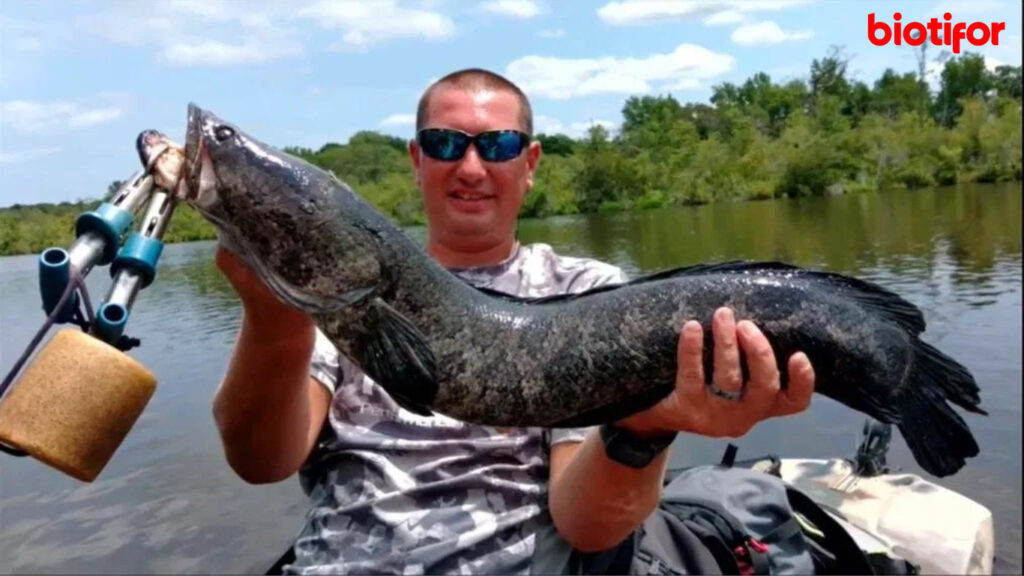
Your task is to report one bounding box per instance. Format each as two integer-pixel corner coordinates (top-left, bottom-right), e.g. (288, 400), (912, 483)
(410, 86), (541, 252)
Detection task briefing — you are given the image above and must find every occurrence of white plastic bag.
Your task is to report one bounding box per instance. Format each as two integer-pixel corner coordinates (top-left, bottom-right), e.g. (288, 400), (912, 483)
(780, 458), (994, 575)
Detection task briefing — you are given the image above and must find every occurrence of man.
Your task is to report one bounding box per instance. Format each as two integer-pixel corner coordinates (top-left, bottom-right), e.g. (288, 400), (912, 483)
(212, 68), (816, 575)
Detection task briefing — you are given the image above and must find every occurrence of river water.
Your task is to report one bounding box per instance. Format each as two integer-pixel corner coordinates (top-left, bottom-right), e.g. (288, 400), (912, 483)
(1, 182), (1020, 573)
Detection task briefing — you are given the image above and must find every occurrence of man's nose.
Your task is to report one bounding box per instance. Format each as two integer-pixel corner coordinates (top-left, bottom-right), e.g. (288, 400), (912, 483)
(455, 145), (487, 184)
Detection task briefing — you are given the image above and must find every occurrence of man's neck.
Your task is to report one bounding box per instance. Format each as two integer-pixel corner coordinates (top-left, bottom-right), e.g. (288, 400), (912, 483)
(427, 237), (518, 269)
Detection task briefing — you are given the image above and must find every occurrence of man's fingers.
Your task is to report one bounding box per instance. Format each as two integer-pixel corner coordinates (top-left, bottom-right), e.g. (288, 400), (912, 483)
(677, 321), (706, 398)
(712, 308), (743, 396)
(736, 320), (780, 398)
(772, 352), (815, 416)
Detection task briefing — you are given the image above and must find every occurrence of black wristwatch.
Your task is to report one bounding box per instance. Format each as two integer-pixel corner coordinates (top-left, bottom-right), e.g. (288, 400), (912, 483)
(599, 422), (677, 469)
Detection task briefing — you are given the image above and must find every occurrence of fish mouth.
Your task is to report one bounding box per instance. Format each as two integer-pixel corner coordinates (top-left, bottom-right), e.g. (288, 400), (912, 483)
(184, 103), (218, 209)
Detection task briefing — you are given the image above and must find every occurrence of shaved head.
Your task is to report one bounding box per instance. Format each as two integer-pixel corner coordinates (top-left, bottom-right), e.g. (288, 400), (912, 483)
(416, 68), (534, 135)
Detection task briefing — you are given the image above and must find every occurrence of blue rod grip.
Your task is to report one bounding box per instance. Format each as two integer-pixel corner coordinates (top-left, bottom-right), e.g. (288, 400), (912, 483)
(95, 302), (128, 344)
(110, 233), (164, 287)
(38, 247), (78, 323)
(75, 203), (134, 265)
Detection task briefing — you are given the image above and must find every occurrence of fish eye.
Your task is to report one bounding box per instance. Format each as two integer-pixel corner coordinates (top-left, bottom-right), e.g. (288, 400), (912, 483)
(214, 125), (235, 142)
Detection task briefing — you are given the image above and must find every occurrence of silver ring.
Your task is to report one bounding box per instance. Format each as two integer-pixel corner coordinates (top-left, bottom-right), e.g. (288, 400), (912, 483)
(708, 381), (746, 400)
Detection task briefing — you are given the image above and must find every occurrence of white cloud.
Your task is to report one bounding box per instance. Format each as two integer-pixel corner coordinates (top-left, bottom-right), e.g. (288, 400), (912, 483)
(506, 43), (734, 99)
(0, 147), (62, 165)
(924, 60), (944, 90)
(0, 100), (125, 134)
(665, 77), (702, 91)
(571, 120), (618, 136)
(298, 0), (455, 48)
(163, 0), (237, 20)
(984, 56), (1005, 71)
(731, 21), (812, 45)
(74, 0), (460, 64)
(539, 28), (565, 38)
(534, 115), (564, 133)
(380, 113), (417, 127)
(535, 115), (618, 137)
(703, 10), (745, 26)
(483, 0), (542, 19)
(161, 40), (303, 66)
(597, 0), (808, 25)
(76, 1), (306, 66)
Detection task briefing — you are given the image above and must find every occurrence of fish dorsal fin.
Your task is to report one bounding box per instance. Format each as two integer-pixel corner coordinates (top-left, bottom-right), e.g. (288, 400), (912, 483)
(804, 270), (927, 334)
(469, 259), (926, 335)
(354, 298), (438, 416)
(467, 260), (799, 304)
(652, 261), (926, 334)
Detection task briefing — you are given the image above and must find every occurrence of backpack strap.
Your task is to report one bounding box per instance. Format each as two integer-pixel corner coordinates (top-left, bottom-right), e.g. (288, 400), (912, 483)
(785, 487), (876, 575)
(720, 444), (739, 468)
(761, 517), (803, 545)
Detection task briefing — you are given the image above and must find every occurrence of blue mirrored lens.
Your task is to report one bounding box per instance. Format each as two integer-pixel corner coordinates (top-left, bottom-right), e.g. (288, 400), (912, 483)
(419, 130), (470, 160)
(477, 131), (526, 161)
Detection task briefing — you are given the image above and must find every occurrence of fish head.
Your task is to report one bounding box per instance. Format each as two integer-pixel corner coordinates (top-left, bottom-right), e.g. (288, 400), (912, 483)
(180, 103), (383, 314)
(183, 103), (259, 214)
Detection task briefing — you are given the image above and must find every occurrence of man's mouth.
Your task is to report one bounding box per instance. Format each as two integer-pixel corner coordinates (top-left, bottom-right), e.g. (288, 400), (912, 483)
(449, 190), (494, 201)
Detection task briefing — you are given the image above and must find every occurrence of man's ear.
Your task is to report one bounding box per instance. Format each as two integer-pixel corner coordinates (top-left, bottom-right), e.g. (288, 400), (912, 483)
(409, 138), (423, 188)
(525, 140), (542, 189)
(408, 138), (421, 170)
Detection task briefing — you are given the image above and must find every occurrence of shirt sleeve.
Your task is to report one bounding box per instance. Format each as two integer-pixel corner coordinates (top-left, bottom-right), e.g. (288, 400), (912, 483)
(310, 328), (340, 395)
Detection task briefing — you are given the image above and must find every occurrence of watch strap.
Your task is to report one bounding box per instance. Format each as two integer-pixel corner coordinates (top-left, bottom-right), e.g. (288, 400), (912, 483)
(599, 422), (677, 469)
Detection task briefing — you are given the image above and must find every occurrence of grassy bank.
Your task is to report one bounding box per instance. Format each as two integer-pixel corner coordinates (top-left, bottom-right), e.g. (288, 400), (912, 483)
(2, 51), (1019, 257)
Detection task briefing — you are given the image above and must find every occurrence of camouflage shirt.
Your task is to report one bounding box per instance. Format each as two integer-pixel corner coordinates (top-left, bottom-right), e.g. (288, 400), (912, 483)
(285, 242), (628, 575)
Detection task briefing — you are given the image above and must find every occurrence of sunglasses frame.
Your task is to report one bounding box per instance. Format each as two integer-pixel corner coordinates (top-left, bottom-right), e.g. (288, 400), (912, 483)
(416, 128), (531, 163)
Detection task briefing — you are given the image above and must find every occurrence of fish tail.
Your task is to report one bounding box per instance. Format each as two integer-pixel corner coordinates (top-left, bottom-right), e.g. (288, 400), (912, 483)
(897, 341), (985, 477)
(915, 340), (985, 414)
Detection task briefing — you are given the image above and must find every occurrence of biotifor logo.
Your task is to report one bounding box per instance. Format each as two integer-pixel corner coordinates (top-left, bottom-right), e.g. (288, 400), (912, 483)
(868, 13), (1006, 54)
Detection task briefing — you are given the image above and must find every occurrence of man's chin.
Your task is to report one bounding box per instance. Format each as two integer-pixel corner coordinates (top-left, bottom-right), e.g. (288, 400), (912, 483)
(445, 201), (497, 225)
(442, 211), (501, 237)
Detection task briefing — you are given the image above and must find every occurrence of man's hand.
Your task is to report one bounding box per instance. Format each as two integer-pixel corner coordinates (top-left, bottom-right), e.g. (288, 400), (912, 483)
(216, 244), (314, 334)
(617, 307), (815, 439)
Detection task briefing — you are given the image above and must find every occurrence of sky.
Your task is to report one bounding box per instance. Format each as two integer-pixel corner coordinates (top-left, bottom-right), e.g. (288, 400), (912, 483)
(1, 0), (1020, 207)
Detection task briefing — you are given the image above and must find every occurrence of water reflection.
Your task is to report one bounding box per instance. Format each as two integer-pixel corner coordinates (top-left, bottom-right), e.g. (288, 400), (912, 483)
(1, 183), (1020, 573)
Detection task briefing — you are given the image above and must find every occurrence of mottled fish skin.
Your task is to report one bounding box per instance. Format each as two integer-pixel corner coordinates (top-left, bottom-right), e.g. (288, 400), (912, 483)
(164, 104), (985, 477)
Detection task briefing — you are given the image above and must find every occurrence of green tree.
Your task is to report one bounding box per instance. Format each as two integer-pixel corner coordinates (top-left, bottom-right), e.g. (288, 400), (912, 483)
(536, 133), (576, 156)
(935, 53), (993, 127)
(809, 46), (851, 114)
(991, 65), (1022, 101)
(872, 69), (930, 119)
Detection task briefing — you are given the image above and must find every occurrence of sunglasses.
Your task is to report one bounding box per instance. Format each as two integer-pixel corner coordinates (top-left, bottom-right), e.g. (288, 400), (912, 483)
(417, 128), (531, 163)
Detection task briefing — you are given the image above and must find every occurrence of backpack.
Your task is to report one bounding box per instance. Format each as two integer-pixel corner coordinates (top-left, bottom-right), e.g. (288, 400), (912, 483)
(533, 445), (920, 575)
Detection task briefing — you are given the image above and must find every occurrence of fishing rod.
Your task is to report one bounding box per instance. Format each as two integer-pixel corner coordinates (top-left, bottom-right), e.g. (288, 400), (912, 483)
(0, 141), (180, 482)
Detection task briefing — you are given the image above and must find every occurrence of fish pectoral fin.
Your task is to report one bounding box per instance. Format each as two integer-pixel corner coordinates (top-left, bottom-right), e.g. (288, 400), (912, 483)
(316, 287), (376, 312)
(355, 298), (438, 416)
